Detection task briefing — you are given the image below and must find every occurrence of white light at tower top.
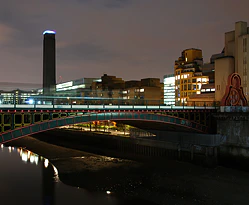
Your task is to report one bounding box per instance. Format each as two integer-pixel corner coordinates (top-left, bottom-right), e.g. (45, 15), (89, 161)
(43, 30), (56, 35)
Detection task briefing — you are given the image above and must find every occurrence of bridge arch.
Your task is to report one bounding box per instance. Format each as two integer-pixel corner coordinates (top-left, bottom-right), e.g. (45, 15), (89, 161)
(0, 112), (208, 144)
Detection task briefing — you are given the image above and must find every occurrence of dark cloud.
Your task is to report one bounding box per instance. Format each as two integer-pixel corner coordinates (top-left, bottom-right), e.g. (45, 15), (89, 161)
(57, 42), (117, 62)
(0, 0), (248, 83)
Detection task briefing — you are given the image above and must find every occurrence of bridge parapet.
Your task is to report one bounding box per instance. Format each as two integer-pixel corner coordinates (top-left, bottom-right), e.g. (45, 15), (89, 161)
(0, 96), (219, 110)
(219, 106), (249, 113)
(214, 112), (249, 147)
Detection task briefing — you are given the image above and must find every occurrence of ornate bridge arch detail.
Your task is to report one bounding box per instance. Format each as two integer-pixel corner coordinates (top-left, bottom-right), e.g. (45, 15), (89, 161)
(0, 112), (208, 144)
(221, 73), (248, 106)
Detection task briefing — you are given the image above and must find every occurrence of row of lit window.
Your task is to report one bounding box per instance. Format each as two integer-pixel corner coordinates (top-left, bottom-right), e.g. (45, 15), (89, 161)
(120, 89), (145, 94)
(201, 88), (215, 92)
(176, 84), (202, 90)
(175, 77), (208, 83)
(175, 74), (190, 80)
(0, 93), (34, 96)
(164, 96), (175, 99)
(164, 90), (175, 93)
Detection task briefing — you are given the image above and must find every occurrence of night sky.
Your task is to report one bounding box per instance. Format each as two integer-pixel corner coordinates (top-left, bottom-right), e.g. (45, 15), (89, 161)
(0, 0), (248, 84)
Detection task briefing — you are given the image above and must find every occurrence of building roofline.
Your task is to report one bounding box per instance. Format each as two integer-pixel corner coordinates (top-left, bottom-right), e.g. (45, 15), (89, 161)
(215, 56), (234, 60)
(163, 74), (174, 78)
(225, 30), (235, 34)
(182, 48), (202, 52)
(235, 21), (247, 24)
(141, 78), (160, 80)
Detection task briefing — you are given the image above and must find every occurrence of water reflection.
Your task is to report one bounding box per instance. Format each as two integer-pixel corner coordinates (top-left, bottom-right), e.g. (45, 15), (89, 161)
(18, 148), (39, 165)
(42, 157), (55, 205)
(0, 146), (119, 205)
(17, 148), (57, 204)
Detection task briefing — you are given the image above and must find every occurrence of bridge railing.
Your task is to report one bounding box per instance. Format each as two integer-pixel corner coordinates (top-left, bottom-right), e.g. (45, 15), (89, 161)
(0, 95), (220, 110)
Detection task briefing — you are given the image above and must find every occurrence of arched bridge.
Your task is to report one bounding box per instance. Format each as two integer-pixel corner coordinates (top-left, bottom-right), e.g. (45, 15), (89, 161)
(0, 111), (211, 144)
(0, 97), (218, 144)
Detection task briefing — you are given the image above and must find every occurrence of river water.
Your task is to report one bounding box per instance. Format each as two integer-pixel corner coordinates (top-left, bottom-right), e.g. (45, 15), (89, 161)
(0, 144), (120, 205)
(2, 142), (249, 205)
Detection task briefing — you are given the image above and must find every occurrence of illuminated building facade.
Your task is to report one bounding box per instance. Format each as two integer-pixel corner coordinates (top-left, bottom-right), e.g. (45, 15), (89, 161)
(37, 77), (101, 97)
(0, 82), (41, 104)
(163, 74), (175, 105)
(187, 83), (216, 106)
(183, 52), (225, 106)
(0, 78), (101, 104)
(0, 89), (39, 104)
(174, 48), (209, 105)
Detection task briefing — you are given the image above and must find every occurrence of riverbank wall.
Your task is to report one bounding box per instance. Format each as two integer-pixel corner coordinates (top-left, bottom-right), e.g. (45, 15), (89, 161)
(32, 128), (218, 167)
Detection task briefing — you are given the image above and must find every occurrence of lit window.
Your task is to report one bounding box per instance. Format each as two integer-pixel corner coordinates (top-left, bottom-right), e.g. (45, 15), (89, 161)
(202, 78), (208, 82)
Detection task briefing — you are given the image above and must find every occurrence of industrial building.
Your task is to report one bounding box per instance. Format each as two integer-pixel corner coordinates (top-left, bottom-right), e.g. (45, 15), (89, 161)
(90, 74), (163, 105)
(43, 30), (56, 96)
(215, 21), (249, 101)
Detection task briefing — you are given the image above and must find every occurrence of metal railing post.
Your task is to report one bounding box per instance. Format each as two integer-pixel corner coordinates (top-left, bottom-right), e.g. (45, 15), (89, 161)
(14, 95), (16, 109)
(52, 97), (55, 109)
(34, 98), (36, 109)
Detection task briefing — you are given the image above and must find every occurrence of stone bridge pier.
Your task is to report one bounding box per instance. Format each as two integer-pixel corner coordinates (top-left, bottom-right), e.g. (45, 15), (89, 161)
(215, 113), (249, 147)
(214, 111), (249, 163)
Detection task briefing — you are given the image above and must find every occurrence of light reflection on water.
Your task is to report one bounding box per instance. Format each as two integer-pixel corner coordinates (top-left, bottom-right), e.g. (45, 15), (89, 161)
(0, 144), (118, 205)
